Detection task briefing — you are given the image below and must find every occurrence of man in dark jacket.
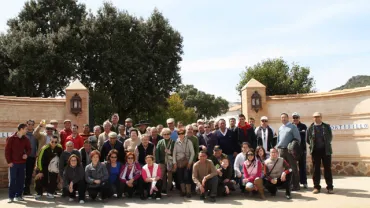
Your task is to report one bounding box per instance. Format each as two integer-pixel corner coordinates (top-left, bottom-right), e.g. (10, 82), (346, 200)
(100, 132), (125, 163)
(237, 114), (257, 149)
(255, 116), (276, 157)
(79, 140), (95, 168)
(24, 120), (37, 196)
(5, 123), (31, 203)
(292, 112), (308, 189)
(216, 119), (239, 166)
(307, 112), (334, 194)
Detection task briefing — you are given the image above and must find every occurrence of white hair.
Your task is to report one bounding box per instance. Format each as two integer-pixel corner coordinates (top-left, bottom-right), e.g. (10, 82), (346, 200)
(103, 120), (112, 128)
(185, 124), (193, 132)
(166, 118), (175, 123)
(93, 125), (101, 131)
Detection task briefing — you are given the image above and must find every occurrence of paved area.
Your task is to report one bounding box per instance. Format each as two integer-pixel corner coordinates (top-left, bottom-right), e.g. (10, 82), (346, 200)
(0, 176), (369, 208)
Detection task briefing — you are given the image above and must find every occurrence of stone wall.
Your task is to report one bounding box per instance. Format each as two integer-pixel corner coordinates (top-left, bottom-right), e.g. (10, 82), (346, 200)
(241, 79), (370, 176)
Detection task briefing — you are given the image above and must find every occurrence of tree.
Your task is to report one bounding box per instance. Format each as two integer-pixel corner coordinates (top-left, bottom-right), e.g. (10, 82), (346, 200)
(236, 58), (316, 96)
(177, 85), (229, 119)
(0, 0), (87, 97)
(150, 94), (197, 125)
(78, 3), (183, 123)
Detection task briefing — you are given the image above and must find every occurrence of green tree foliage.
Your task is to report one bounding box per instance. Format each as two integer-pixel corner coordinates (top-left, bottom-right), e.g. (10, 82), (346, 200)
(236, 58), (316, 96)
(0, 1), (184, 125)
(150, 94), (197, 125)
(177, 85), (229, 119)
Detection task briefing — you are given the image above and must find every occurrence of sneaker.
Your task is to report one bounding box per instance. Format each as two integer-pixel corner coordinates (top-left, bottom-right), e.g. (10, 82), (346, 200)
(8, 198), (14, 203)
(46, 193), (55, 199)
(156, 197), (161, 200)
(327, 189), (334, 194)
(286, 195), (292, 200)
(303, 184), (308, 189)
(312, 188), (320, 194)
(209, 196), (216, 203)
(79, 200), (85, 204)
(14, 197), (24, 201)
(34, 195), (41, 200)
(69, 198), (74, 202)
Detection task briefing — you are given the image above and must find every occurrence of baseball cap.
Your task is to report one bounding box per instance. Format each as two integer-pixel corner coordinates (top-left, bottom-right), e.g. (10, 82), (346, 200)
(260, 116), (268, 121)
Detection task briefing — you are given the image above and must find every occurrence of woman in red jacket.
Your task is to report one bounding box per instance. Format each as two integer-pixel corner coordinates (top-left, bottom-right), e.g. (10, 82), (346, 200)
(242, 148), (265, 199)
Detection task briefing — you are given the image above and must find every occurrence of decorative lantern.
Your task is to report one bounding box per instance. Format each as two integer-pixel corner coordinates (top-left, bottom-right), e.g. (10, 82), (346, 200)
(70, 93), (82, 116)
(251, 91), (262, 113)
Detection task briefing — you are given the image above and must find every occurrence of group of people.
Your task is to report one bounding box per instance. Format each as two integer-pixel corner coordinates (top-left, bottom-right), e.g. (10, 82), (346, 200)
(5, 112), (334, 204)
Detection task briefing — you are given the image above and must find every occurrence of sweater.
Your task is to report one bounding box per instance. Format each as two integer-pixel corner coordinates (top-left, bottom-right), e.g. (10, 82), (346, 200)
(65, 134), (84, 150)
(135, 143), (155, 165)
(186, 136), (199, 162)
(277, 122), (301, 148)
(63, 165), (85, 188)
(124, 138), (141, 153)
(215, 129), (239, 155)
(142, 163), (162, 181)
(100, 140), (125, 163)
(59, 150), (81, 174)
(264, 157), (290, 180)
(60, 128), (72, 150)
(192, 159), (218, 187)
(26, 131), (38, 158)
(119, 162), (142, 183)
(243, 160), (262, 182)
(173, 138), (195, 164)
(5, 132), (31, 164)
(237, 123), (257, 149)
(85, 162), (109, 188)
(155, 138), (175, 164)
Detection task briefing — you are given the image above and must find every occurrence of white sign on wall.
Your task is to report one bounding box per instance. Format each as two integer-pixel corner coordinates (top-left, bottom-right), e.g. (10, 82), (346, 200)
(330, 124), (369, 130)
(0, 132), (14, 139)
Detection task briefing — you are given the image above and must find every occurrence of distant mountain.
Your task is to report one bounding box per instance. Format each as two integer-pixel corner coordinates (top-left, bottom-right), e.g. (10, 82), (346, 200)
(331, 75), (370, 91)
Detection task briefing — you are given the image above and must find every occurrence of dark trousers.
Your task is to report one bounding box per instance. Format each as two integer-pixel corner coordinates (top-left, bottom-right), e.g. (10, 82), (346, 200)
(143, 179), (163, 197)
(299, 152), (307, 185)
(9, 163), (26, 198)
(88, 182), (111, 200)
(24, 157), (36, 193)
(63, 180), (86, 200)
(123, 178), (143, 197)
(110, 179), (124, 197)
(279, 148), (299, 189)
(198, 176), (218, 197)
(265, 173), (292, 195)
(312, 149), (333, 190)
(177, 167), (192, 184)
(35, 172), (58, 195)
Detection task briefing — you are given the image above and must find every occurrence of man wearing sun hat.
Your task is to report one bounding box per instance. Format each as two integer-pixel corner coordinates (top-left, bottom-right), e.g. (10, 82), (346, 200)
(307, 112), (334, 194)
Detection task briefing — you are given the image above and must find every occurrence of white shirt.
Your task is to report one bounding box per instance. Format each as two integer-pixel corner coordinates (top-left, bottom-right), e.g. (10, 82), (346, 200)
(234, 152), (246, 176)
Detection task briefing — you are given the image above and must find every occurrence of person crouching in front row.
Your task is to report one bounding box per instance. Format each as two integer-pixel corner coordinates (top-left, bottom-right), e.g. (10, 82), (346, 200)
(62, 154), (86, 204)
(217, 158), (235, 196)
(105, 149), (123, 198)
(119, 152), (144, 199)
(85, 150), (111, 202)
(263, 148), (292, 199)
(192, 151), (218, 203)
(243, 148), (265, 199)
(142, 155), (163, 200)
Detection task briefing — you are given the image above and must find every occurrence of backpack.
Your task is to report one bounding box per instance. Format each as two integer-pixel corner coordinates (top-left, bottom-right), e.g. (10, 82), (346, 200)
(48, 156), (60, 173)
(288, 139), (301, 160)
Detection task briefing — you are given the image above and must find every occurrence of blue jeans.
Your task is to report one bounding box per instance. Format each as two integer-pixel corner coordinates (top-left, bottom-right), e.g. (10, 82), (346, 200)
(9, 163), (26, 198)
(227, 154), (236, 169)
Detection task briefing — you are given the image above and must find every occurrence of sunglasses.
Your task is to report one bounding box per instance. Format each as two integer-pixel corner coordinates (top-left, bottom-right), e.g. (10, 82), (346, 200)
(178, 132), (185, 135)
(46, 128), (54, 130)
(163, 133), (170, 136)
(110, 156), (117, 159)
(261, 120), (268, 122)
(127, 157), (134, 159)
(293, 117), (299, 119)
(51, 141), (58, 144)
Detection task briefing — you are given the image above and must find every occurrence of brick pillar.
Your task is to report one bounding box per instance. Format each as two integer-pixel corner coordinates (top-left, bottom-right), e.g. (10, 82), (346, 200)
(241, 78), (267, 121)
(65, 80), (89, 133)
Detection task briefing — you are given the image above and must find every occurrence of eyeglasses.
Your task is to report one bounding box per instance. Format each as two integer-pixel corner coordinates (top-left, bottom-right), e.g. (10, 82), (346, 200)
(110, 156), (117, 159)
(127, 157), (134, 159)
(293, 116), (299, 119)
(261, 120), (268, 122)
(51, 141), (58, 144)
(163, 133), (170, 136)
(46, 128), (54, 130)
(178, 132), (185, 135)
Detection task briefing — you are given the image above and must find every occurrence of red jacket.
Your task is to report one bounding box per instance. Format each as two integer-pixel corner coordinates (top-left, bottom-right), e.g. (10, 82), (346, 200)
(60, 128), (72, 149)
(65, 134), (84, 150)
(5, 132), (31, 164)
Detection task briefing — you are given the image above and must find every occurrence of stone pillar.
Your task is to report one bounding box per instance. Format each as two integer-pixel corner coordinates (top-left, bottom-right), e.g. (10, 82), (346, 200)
(65, 80), (89, 133)
(241, 78), (267, 121)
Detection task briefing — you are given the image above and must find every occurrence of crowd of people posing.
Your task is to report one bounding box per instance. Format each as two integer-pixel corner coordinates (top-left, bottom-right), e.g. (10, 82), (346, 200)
(5, 112), (334, 204)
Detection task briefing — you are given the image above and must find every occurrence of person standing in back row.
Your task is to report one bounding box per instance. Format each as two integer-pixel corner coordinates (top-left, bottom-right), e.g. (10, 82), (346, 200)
(306, 112), (334, 194)
(5, 123), (31, 203)
(277, 113), (301, 191)
(291, 112), (308, 189)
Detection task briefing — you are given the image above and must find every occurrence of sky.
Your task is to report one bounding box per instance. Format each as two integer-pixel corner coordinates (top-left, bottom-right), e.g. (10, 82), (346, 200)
(1, 0), (370, 102)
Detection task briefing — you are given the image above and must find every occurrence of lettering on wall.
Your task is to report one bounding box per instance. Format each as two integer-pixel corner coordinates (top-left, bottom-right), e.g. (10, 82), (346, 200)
(330, 124), (369, 130)
(0, 132), (13, 139)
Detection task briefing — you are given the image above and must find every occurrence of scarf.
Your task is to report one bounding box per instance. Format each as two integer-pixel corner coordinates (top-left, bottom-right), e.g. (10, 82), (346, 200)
(238, 122), (252, 137)
(245, 160), (258, 177)
(143, 164), (159, 194)
(121, 163), (135, 180)
(260, 127), (269, 153)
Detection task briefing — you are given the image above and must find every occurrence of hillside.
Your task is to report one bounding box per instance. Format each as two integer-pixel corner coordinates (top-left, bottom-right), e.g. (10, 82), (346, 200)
(331, 75), (370, 91)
